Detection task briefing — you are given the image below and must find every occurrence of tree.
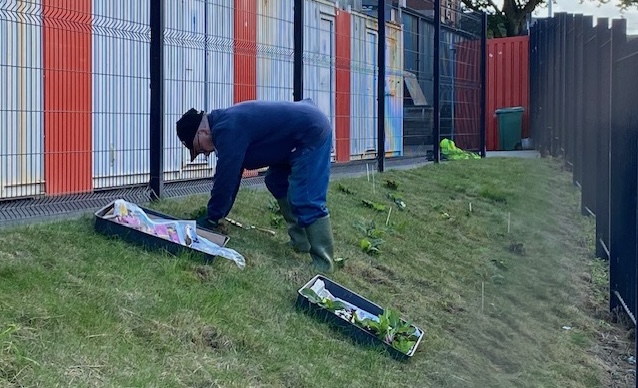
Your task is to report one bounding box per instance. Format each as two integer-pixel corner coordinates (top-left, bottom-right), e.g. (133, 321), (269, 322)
(461, 0), (638, 38)
(461, 0), (543, 37)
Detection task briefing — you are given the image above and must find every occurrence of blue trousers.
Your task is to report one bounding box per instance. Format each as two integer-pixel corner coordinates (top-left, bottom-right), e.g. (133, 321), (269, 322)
(264, 132), (332, 228)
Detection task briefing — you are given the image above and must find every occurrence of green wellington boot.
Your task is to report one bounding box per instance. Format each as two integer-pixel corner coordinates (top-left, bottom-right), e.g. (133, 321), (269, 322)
(305, 215), (335, 273)
(277, 198), (311, 253)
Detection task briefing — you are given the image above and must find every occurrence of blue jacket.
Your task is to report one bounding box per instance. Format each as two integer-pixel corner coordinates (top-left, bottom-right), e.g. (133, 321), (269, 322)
(206, 99), (331, 221)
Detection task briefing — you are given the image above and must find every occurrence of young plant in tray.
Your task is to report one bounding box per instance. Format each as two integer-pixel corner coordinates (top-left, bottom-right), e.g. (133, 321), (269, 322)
(358, 309), (419, 354)
(300, 288), (348, 313)
(300, 287), (419, 355)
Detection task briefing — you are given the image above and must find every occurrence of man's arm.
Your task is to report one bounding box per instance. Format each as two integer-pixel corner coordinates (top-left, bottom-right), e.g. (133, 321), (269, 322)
(206, 144), (246, 222)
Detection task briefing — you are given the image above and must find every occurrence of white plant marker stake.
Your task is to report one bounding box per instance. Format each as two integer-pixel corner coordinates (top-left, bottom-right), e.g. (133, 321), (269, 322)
(507, 212), (511, 233)
(386, 207), (392, 226)
(469, 202), (472, 212)
(366, 164), (370, 182)
(481, 282), (485, 313)
(372, 171), (376, 195)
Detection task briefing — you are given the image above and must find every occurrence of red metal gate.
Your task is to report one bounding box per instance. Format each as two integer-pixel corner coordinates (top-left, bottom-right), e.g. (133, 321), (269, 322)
(486, 36), (530, 151)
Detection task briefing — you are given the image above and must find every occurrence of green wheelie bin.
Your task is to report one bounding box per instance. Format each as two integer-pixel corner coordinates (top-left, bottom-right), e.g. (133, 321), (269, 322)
(495, 106), (525, 151)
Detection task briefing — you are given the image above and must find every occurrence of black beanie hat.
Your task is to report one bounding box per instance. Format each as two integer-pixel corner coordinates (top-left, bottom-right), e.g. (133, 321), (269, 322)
(176, 108), (204, 161)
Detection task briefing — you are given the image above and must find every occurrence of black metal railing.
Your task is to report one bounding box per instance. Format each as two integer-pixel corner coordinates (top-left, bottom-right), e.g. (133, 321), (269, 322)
(0, 0), (487, 226)
(531, 12), (638, 370)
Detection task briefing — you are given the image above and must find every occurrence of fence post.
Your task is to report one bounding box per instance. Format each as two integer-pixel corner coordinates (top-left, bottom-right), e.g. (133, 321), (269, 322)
(538, 19), (548, 155)
(293, 0), (303, 101)
(581, 18), (598, 217)
(479, 12), (487, 158)
(555, 13), (565, 158)
(149, 0), (165, 201)
(573, 15), (585, 188)
(608, 17), (628, 315)
(564, 14), (575, 170)
(433, 0), (441, 163)
(529, 22), (536, 145)
(377, 1), (386, 172)
(559, 13), (568, 160)
(546, 17), (556, 156)
(595, 18), (611, 260)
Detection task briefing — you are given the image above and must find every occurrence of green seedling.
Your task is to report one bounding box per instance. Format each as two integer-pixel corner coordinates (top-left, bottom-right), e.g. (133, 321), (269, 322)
(302, 286), (420, 356)
(362, 199), (387, 212)
(359, 309), (419, 354)
(270, 214), (284, 228)
(267, 199), (281, 214)
(190, 207), (207, 219)
(300, 288), (348, 313)
(355, 219), (385, 254)
(338, 183), (356, 195)
(354, 219), (385, 239)
(359, 237), (384, 255)
(334, 257), (350, 269)
(385, 179), (399, 190)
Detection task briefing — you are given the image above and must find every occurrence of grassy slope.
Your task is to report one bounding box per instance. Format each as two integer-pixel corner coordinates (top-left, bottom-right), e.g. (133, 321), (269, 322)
(0, 158), (619, 387)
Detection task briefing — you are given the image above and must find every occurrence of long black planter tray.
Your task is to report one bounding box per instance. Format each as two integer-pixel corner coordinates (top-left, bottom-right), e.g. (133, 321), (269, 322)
(296, 274), (424, 361)
(94, 200), (230, 263)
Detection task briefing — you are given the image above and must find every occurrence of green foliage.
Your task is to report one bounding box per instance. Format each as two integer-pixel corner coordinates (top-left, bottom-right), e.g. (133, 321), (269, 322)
(338, 183), (356, 195)
(359, 309), (419, 354)
(300, 288), (348, 313)
(385, 180), (399, 190)
(301, 287), (419, 355)
(267, 198), (280, 214)
(0, 157), (615, 387)
(362, 199), (387, 212)
(354, 219), (385, 255)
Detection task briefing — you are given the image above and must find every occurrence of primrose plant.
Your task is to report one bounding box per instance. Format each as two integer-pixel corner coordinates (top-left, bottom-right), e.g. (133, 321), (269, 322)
(300, 288), (420, 355)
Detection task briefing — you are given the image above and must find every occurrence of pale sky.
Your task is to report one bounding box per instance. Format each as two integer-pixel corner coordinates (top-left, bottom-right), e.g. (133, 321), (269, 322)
(534, 1), (638, 33)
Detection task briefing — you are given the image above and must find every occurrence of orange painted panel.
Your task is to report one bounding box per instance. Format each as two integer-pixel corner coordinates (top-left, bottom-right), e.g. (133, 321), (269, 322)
(234, 0), (257, 103)
(335, 9), (351, 162)
(486, 36), (529, 150)
(42, 0), (93, 195)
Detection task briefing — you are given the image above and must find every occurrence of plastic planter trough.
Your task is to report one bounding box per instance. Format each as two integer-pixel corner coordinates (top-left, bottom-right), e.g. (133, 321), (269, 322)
(296, 274), (424, 361)
(94, 200), (229, 263)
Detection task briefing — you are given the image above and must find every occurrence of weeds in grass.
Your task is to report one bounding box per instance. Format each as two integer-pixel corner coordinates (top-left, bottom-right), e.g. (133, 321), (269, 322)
(0, 158), (630, 387)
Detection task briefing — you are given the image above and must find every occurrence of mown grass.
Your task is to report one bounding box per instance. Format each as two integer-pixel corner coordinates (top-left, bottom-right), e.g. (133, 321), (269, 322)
(0, 157), (623, 387)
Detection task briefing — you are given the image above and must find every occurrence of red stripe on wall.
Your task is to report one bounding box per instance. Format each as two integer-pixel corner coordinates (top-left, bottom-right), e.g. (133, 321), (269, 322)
(42, 0), (93, 195)
(486, 36), (529, 151)
(335, 9), (351, 162)
(234, 0), (257, 103)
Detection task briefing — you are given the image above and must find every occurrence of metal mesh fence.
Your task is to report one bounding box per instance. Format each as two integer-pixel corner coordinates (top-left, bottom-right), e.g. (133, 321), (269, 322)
(0, 0), (486, 225)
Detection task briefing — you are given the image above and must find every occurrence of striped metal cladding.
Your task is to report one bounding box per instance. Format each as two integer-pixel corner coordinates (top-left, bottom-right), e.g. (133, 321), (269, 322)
(92, 0), (150, 189)
(349, 11), (403, 159)
(303, 0), (337, 157)
(384, 21), (404, 158)
(234, 0), (257, 103)
(0, 0), (45, 199)
(334, 7), (351, 162)
(163, 0), (233, 181)
(43, 0), (93, 195)
(256, 0), (294, 102)
(349, 13), (377, 158)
